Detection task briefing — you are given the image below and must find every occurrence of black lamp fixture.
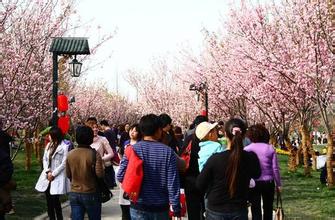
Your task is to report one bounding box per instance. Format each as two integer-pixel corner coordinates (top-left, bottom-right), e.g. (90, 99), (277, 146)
(189, 83), (197, 91)
(69, 55), (82, 77)
(189, 81), (209, 118)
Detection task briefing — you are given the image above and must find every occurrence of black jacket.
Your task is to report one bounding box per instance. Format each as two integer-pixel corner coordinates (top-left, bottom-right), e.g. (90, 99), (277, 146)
(0, 148), (13, 187)
(196, 150), (261, 212)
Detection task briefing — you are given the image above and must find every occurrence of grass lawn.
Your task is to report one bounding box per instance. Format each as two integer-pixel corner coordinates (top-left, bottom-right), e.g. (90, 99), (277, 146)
(4, 150), (335, 219)
(6, 150), (66, 220)
(278, 154), (335, 219)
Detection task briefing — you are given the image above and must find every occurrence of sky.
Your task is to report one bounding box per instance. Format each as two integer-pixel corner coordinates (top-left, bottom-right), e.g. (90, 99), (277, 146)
(74, 0), (233, 100)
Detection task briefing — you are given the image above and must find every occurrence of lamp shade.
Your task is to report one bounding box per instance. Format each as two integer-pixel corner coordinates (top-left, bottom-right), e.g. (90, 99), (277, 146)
(57, 94), (69, 112)
(69, 58), (82, 77)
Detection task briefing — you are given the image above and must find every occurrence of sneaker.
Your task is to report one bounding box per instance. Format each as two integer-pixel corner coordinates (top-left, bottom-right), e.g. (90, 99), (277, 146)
(7, 208), (15, 215)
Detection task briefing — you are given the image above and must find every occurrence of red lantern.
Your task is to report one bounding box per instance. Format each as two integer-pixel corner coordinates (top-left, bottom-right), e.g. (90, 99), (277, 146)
(58, 115), (70, 134)
(57, 95), (69, 112)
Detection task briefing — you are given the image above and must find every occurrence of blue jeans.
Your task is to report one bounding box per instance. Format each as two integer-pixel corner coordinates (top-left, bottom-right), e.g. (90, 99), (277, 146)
(69, 192), (101, 220)
(130, 208), (169, 220)
(206, 208), (248, 220)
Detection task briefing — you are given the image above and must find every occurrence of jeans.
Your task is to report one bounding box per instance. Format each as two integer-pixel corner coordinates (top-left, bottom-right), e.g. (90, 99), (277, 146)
(206, 208), (248, 220)
(69, 192), (101, 220)
(45, 185), (63, 220)
(249, 180), (275, 220)
(130, 207), (169, 220)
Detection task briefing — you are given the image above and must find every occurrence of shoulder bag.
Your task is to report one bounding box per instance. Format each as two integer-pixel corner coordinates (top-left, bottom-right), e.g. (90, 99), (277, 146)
(122, 145), (143, 203)
(91, 149), (113, 203)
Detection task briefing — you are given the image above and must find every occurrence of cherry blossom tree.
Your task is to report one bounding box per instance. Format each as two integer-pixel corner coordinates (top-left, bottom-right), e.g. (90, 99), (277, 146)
(69, 83), (139, 125)
(179, 0), (333, 178)
(0, 0), (114, 131)
(125, 58), (199, 129)
(1, 0), (114, 169)
(225, 0), (333, 179)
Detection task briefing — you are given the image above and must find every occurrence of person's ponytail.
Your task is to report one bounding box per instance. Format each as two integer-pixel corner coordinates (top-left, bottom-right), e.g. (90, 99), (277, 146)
(224, 118), (247, 198)
(226, 131), (243, 198)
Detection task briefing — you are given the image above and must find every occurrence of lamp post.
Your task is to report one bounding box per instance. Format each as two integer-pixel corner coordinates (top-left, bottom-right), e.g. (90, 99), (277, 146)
(49, 37), (90, 126)
(189, 82), (208, 119)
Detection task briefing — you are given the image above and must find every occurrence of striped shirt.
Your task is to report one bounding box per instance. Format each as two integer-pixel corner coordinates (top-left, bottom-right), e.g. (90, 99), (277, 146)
(117, 140), (181, 213)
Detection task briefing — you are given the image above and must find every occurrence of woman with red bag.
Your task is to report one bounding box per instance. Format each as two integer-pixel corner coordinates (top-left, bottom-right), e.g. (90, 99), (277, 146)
(118, 124), (142, 220)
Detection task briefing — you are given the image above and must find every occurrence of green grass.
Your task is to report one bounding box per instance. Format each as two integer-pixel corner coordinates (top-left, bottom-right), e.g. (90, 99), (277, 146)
(6, 150), (66, 220)
(278, 154), (335, 219)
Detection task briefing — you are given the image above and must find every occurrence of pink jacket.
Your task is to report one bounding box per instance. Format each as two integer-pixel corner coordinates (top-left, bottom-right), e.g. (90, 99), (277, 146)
(91, 135), (114, 166)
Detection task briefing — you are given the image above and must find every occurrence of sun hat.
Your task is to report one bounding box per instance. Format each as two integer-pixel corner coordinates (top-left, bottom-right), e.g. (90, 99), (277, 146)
(195, 121), (218, 140)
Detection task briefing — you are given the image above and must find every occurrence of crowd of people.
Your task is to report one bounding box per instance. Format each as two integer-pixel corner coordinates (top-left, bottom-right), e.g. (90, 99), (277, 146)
(0, 114), (283, 220)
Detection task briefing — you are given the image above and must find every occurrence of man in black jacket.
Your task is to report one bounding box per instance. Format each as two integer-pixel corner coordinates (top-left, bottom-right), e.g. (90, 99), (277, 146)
(180, 115), (207, 220)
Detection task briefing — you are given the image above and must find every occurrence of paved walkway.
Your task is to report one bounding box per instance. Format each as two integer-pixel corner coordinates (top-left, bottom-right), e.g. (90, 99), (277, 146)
(34, 189), (122, 220)
(33, 165), (270, 220)
(33, 189), (271, 220)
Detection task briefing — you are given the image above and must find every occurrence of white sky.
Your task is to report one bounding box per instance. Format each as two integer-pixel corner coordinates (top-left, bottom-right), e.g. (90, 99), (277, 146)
(73, 0), (233, 100)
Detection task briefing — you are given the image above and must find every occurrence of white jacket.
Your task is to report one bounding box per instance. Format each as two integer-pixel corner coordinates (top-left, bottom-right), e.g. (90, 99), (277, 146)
(35, 140), (70, 195)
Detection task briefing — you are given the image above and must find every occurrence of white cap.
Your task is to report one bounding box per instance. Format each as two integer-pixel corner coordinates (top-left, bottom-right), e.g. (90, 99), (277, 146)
(195, 122), (218, 140)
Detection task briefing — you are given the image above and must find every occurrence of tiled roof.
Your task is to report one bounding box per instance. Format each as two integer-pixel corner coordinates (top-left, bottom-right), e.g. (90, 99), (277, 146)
(50, 37), (90, 55)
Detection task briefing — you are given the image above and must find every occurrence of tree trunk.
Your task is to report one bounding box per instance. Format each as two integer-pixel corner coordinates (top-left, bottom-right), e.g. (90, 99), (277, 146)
(300, 124), (311, 176)
(269, 134), (278, 147)
(33, 130), (38, 157)
(24, 131), (32, 171)
(326, 134), (334, 188)
(296, 147), (302, 166)
(37, 139), (43, 168)
(33, 128), (43, 167)
(284, 137), (297, 172)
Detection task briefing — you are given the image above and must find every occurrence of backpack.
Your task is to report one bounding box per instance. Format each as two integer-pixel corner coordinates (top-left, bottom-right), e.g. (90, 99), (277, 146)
(180, 140), (192, 171)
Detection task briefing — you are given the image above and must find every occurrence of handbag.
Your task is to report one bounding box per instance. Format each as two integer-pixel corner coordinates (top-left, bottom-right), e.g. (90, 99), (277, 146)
(122, 145), (143, 203)
(274, 191), (284, 220)
(91, 149), (113, 203)
(111, 149), (121, 166)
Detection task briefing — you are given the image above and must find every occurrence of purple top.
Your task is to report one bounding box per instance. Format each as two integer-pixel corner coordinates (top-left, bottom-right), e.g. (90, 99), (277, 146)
(244, 143), (282, 186)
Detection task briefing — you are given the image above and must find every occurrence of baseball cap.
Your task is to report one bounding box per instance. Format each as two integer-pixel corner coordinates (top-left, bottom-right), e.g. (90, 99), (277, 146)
(195, 121), (218, 140)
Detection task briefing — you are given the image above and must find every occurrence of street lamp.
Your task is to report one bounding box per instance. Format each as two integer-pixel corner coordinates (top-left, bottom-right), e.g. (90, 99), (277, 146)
(189, 82), (209, 119)
(49, 37), (90, 126)
(69, 55), (82, 77)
